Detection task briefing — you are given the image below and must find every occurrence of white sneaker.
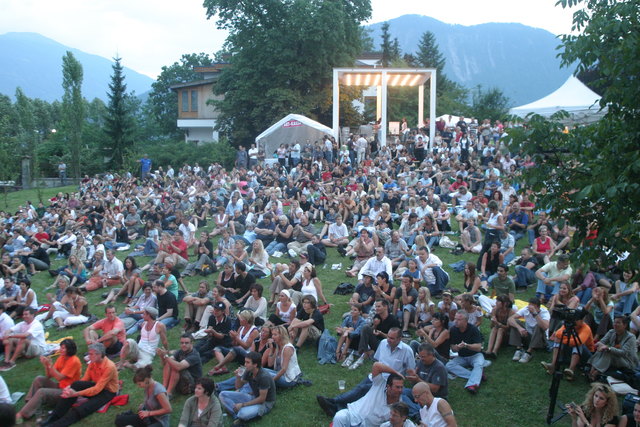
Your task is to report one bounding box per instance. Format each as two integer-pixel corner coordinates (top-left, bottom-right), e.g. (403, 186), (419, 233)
(519, 352), (532, 363)
(288, 249), (297, 258)
(342, 353), (355, 368)
(349, 355), (366, 370)
(512, 349), (523, 362)
(273, 251), (283, 258)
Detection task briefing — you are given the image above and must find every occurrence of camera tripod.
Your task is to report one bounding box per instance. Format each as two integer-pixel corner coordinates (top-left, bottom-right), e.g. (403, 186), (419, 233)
(547, 321), (584, 424)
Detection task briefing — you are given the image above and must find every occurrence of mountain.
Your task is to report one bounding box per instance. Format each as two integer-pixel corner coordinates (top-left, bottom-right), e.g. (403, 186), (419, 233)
(0, 32), (154, 102)
(366, 15), (573, 106)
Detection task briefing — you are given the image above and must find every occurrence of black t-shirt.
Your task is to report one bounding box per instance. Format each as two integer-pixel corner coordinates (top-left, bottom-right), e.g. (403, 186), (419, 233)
(242, 368), (276, 403)
(296, 308), (324, 332)
(207, 314), (232, 347)
(235, 272), (256, 296)
(157, 290), (178, 319)
(449, 324), (482, 357)
(175, 348), (202, 379)
(373, 313), (400, 335)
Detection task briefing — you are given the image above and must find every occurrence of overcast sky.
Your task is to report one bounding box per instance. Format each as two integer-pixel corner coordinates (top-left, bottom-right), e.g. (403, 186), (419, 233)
(1, 0), (576, 79)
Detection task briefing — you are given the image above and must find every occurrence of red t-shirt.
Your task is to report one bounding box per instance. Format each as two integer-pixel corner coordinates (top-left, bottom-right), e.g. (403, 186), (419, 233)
(171, 239), (188, 260)
(34, 232), (50, 242)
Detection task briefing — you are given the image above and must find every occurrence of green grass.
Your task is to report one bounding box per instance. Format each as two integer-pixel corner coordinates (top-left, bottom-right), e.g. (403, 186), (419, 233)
(1, 189), (596, 426)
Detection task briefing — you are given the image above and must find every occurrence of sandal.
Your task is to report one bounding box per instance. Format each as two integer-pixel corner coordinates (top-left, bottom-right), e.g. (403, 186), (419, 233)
(208, 366), (229, 376)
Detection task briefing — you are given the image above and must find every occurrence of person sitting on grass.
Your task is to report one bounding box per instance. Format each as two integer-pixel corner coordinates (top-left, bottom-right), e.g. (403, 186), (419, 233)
(508, 297), (550, 364)
(40, 342), (119, 427)
(263, 325), (302, 388)
(337, 305), (366, 365)
(402, 342), (449, 419)
(541, 316), (594, 381)
(588, 314), (638, 382)
(412, 381), (457, 427)
(380, 402), (416, 427)
(330, 362), (405, 427)
(483, 295), (515, 360)
(83, 305), (126, 357)
(118, 306), (168, 370)
(289, 294), (325, 348)
(209, 309), (259, 376)
(114, 365), (172, 427)
(0, 307), (46, 371)
(182, 281), (212, 333)
(446, 311), (485, 395)
(565, 383), (619, 427)
(219, 351), (277, 425)
(317, 327), (414, 416)
(178, 377), (223, 427)
(394, 275), (419, 339)
(79, 249), (124, 292)
(156, 334), (202, 400)
(15, 339), (82, 424)
(52, 286), (90, 329)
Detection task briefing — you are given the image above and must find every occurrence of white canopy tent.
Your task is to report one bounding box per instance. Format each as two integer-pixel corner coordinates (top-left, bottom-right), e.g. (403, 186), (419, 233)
(509, 76), (606, 124)
(255, 114), (333, 158)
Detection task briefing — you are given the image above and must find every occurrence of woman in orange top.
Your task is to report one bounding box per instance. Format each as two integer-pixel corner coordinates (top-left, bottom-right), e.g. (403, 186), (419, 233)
(16, 338), (82, 422)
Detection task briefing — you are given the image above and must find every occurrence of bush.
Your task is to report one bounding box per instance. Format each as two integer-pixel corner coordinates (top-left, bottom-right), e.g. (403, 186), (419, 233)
(131, 138), (236, 171)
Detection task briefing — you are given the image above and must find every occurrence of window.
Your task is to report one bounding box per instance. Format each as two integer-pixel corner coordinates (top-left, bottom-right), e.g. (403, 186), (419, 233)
(191, 90), (198, 112)
(181, 90), (189, 112)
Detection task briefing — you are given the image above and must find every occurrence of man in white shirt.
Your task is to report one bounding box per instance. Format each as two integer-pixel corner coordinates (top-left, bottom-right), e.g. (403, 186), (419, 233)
(80, 249), (124, 292)
(331, 362), (405, 427)
(415, 247), (448, 296)
(508, 297), (550, 364)
(179, 217), (197, 247)
(321, 215), (349, 248)
(0, 302), (15, 340)
(358, 247), (393, 282)
(0, 307), (46, 371)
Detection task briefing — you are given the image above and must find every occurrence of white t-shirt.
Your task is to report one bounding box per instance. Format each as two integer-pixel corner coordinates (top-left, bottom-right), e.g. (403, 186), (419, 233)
(346, 373), (393, 426)
(11, 319), (46, 351)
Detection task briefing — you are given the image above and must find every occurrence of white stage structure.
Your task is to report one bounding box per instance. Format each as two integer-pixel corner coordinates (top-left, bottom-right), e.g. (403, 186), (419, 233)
(332, 68), (437, 149)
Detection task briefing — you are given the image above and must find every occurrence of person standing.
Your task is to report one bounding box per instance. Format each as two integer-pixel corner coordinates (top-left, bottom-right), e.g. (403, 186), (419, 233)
(138, 154), (152, 180)
(58, 161), (67, 185)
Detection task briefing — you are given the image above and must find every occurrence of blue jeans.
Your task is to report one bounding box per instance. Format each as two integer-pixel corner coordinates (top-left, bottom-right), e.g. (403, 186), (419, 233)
(502, 251), (515, 265)
(528, 229), (536, 246)
(576, 287), (594, 305)
(509, 229), (525, 241)
(332, 377), (372, 407)
(159, 317), (179, 329)
(265, 241), (287, 255)
(401, 388), (422, 419)
(216, 377), (251, 393)
(219, 391), (274, 421)
(427, 235), (440, 249)
(446, 353), (485, 388)
(515, 265), (536, 288)
(535, 273), (561, 301)
(263, 368), (298, 388)
(614, 292), (638, 315)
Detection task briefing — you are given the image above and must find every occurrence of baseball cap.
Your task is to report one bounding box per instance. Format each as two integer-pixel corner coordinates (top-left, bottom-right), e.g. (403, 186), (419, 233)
(213, 301), (226, 311)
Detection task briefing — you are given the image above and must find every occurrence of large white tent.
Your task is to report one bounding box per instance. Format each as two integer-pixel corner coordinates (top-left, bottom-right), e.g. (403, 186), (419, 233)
(509, 76), (606, 124)
(255, 114), (332, 157)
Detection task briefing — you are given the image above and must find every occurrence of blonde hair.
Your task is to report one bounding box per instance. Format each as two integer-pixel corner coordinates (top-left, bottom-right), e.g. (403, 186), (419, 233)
(581, 383), (618, 424)
(414, 235), (427, 248)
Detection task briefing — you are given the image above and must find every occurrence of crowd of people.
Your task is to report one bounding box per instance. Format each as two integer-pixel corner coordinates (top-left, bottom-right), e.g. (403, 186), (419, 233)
(0, 116), (637, 426)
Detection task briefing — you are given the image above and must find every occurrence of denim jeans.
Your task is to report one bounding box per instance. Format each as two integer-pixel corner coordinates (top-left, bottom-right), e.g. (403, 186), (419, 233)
(216, 376), (251, 393)
(446, 352), (485, 388)
(263, 368), (298, 388)
(332, 376), (372, 407)
(219, 391), (274, 421)
(535, 273), (560, 301)
(265, 241), (287, 256)
(515, 265), (536, 288)
(159, 317), (179, 329)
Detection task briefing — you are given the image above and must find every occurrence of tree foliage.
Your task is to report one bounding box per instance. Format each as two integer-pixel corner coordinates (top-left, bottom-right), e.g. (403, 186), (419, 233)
(202, 0), (372, 146)
(469, 86), (510, 121)
(61, 51), (84, 179)
(145, 53), (214, 138)
(104, 57), (136, 170)
(509, 0), (640, 268)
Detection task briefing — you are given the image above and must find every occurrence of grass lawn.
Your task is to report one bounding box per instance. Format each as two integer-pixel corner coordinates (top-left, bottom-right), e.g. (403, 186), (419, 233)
(1, 187), (594, 426)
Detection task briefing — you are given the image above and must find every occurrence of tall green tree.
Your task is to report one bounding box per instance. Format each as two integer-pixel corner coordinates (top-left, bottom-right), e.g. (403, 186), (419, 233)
(509, 0), (640, 268)
(202, 0), (371, 146)
(104, 57), (136, 170)
(61, 51), (84, 179)
(380, 22), (393, 67)
(145, 53), (213, 138)
(470, 86), (510, 121)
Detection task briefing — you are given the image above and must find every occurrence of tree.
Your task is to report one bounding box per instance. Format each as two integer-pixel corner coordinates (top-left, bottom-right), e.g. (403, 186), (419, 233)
(61, 51), (84, 179)
(104, 57), (136, 170)
(380, 22), (394, 67)
(145, 53), (213, 138)
(509, 0), (640, 268)
(470, 86), (510, 121)
(202, 0), (372, 146)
